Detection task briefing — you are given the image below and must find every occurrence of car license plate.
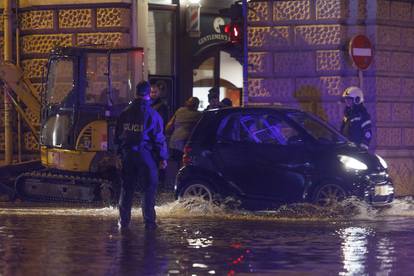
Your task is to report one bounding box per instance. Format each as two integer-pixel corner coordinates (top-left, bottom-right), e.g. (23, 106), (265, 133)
(375, 185), (391, 196)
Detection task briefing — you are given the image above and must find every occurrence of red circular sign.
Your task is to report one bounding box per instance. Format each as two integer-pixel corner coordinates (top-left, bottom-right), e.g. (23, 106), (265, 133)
(349, 35), (374, 70)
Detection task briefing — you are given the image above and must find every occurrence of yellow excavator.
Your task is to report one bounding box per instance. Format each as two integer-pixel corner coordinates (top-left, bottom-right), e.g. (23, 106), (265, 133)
(0, 46), (144, 202)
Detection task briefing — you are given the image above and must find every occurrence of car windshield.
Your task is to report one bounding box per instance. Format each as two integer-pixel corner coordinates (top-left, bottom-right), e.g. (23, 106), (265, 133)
(287, 112), (347, 144)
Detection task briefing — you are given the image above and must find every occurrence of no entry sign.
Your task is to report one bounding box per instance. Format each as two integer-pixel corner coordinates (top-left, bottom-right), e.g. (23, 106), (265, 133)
(349, 35), (374, 70)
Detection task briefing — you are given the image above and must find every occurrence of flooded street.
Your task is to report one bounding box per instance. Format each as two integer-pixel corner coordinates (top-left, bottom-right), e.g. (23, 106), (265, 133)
(1, 198), (414, 275)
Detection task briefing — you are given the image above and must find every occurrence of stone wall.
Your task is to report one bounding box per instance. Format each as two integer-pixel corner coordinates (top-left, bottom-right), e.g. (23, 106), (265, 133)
(373, 0), (414, 196)
(1, 2), (132, 153)
(248, 0), (414, 196)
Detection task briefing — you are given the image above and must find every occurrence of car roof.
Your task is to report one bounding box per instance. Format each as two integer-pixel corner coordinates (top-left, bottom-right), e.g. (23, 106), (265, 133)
(203, 105), (302, 116)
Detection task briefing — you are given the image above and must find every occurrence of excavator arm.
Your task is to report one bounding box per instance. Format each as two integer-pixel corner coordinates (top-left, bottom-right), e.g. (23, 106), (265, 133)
(0, 62), (41, 141)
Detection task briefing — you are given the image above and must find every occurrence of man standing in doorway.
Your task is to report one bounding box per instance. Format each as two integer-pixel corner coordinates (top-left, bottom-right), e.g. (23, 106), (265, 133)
(115, 81), (168, 230)
(340, 86), (372, 150)
(150, 82), (169, 125)
(205, 87), (224, 110)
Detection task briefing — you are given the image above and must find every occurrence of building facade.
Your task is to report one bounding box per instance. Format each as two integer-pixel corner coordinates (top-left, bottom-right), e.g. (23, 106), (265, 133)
(1, 0), (414, 196)
(248, 0), (414, 196)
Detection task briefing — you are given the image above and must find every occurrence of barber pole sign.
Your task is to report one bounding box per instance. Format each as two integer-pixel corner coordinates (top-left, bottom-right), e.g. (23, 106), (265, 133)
(349, 35), (374, 70)
(187, 4), (201, 37)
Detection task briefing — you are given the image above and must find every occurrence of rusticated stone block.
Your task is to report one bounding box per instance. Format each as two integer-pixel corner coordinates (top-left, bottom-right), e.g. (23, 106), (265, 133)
(0, 109), (4, 127)
(401, 78), (414, 97)
(248, 78), (294, 100)
(377, 128), (401, 146)
(21, 59), (48, 79)
(22, 34), (72, 54)
(295, 25), (342, 47)
(97, 8), (130, 28)
(0, 37), (3, 61)
(376, 26), (401, 47)
(316, 0), (342, 20)
(392, 103), (412, 122)
(295, 80), (322, 100)
(248, 1), (270, 22)
(31, 84), (43, 101)
(374, 51), (391, 72)
(24, 132), (38, 152)
(26, 109), (39, 126)
(248, 26), (290, 49)
(321, 76), (354, 97)
(295, 76), (358, 100)
(77, 33), (129, 47)
(248, 52), (272, 76)
(375, 0), (390, 19)
(403, 128), (414, 146)
(376, 102), (391, 122)
(357, 0), (367, 19)
(401, 28), (414, 49)
(248, 78), (271, 98)
(376, 77), (401, 97)
(273, 0), (310, 21)
(391, 52), (413, 73)
(59, 9), (92, 29)
(0, 133), (4, 151)
(274, 52), (314, 76)
(316, 102), (344, 123)
(316, 50), (342, 72)
(20, 10), (54, 30)
(291, 102), (314, 113)
(387, 158), (414, 196)
(390, 1), (411, 21)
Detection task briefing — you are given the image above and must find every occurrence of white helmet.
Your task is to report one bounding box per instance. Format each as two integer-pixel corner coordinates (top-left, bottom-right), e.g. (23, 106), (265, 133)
(342, 86), (364, 104)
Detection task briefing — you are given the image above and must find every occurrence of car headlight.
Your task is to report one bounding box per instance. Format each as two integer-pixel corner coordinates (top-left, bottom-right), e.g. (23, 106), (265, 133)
(376, 154), (388, 169)
(338, 155), (368, 171)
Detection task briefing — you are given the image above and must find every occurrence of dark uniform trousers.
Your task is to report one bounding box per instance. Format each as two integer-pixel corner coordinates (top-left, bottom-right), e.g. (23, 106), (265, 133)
(119, 148), (158, 226)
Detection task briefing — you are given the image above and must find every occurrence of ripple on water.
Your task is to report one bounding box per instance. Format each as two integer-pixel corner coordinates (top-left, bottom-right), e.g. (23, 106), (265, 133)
(0, 196), (413, 221)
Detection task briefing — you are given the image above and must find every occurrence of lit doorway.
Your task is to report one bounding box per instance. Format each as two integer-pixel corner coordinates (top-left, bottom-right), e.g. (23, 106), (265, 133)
(193, 51), (242, 111)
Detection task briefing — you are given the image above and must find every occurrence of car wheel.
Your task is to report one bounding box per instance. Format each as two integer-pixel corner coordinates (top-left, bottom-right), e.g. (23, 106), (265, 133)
(180, 181), (214, 203)
(313, 183), (347, 206)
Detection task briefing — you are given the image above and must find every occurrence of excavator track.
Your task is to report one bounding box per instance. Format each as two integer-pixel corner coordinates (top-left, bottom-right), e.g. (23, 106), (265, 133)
(15, 169), (117, 203)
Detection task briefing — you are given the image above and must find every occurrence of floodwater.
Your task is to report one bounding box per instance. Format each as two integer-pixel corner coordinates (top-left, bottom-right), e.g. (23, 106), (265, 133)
(1, 197), (414, 275)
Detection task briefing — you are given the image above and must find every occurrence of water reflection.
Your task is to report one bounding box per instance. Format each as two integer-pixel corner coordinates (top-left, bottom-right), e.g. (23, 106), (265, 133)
(1, 198), (414, 274)
(339, 227), (371, 275)
(111, 229), (168, 275)
(377, 237), (395, 275)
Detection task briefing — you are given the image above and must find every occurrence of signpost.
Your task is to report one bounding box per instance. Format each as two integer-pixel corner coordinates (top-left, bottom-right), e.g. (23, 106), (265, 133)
(349, 35), (374, 90)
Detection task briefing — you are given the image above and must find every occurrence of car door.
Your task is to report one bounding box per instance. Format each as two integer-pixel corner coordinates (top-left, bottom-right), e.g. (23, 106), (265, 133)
(212, 112), (260, 196)
(245, 112), (314, 204)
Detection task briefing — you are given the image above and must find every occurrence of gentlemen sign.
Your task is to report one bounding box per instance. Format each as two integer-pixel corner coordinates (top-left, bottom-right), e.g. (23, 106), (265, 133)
(192, 15), (230, 56)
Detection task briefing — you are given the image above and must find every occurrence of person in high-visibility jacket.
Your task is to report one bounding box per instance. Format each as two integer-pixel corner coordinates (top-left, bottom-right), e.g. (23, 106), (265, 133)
(340, 86), (372, 150)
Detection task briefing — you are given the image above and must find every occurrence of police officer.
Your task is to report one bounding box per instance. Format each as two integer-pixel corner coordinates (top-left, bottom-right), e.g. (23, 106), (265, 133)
(340, 86), (372, 149)
(115, 81), (168, 230)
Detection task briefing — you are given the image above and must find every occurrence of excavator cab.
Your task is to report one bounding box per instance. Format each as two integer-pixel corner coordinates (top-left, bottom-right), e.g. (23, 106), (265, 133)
(15, 47), (144, 202)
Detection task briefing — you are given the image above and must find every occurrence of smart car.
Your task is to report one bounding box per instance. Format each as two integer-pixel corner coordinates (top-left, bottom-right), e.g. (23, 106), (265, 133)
(174, 106), (394, 209)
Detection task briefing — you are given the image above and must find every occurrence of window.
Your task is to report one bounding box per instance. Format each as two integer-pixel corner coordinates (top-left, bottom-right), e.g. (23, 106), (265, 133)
(85, 52), (136, 105)
(46, 58), (74, 105)
(217, 113), (300, 145)
(148, 9), (174, 75)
